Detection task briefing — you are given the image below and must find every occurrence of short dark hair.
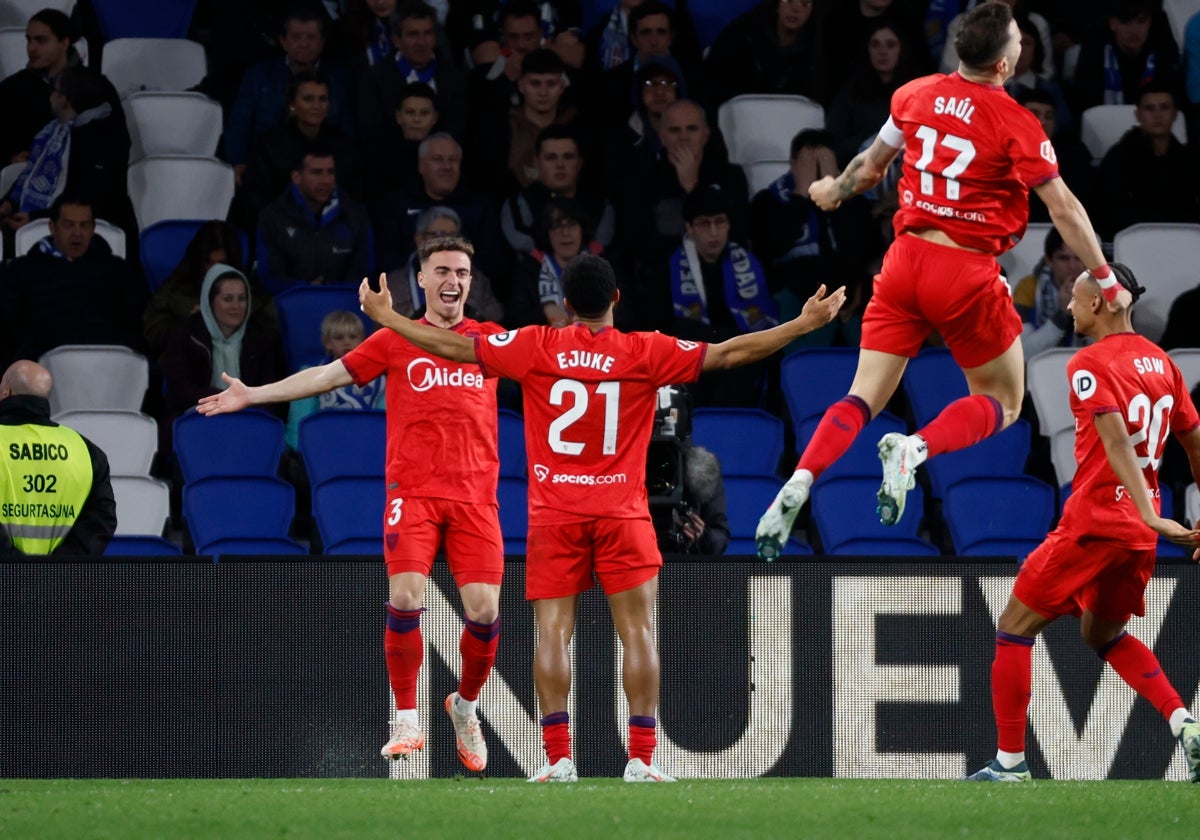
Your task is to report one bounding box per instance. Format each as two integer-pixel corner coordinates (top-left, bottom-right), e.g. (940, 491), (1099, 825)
(291, 139), (336, 172)
(286, 69), (329, 103)
(397, 81), (438, 111)
(542, 195), (592, 241)
(29, 8), (73, 40)
(534, 124), (579, 156)
(561, 253), (616, 319)
(954, 1), (1013, 71)
(417, 233), (475, 264)
(57, 65), (107, 113)
(281, 4), (326, 37)
(499, 0), (541, 26)
(1135, 81), (1177, 108)
(630, 1), (673, 33)
(391, 0), (436, 36)
(1042, 226), (1065, 260)
(521, 47), (565, 77)
(789, 128), (835, 159)
(48, 193), (93, 222)
(1110, 0), (1154, 22)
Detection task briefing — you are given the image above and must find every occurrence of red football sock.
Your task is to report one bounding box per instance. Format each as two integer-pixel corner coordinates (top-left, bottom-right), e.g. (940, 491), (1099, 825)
(992, 631), (1034, 753)
(629, 716), (657, 764)
(916, 394), (1003, 458)
(458, 616), (500, 703)
(1101, 632), (1184, 719)
(541, 712), (571, 763)
(796, 396), (871, 480)
(384, 605), (424, 709)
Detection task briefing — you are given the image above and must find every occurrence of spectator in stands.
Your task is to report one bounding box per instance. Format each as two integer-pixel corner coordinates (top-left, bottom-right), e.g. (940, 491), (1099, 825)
(1186, 9), (1200, 139)
(0, 8), (82, 165)
(357, 0), (468, 154)
(1004, 14), (1072, 133)
(1097, 83), (1200, 240)
(143, 220), (277, 361)
(1017, 87), (1093, 223)
(938, 1), (1054, 80)
(1012, 226), (1088, 356)
(702, 0), (825, 107)
(374, 133), (508, 295)
(466, 1), (548, 115)
(162, 264), (286, 435)
(588, 0), (647, 71)
(599, 1), (698, 126)
(256, 143), (374, 295)
(1160, 281), (1200, 351)
(501, 124), (614, 258)
(823, 0), (930, 99)
(606, 55), (682, 161)
(449, 0), (583, 70)
(1070, 0), (1180, 113)
(239, 70), (360, 235)
(224, 5), (353, 184)
(0, 65), (132, 238)
(384, 205), (504, 323)
(284, 310), (385, 451)
(826, 20), (920, 166)
(749, 129), (877, 348)
(0, 195), (145, 368)
(343, 0), (399, 66)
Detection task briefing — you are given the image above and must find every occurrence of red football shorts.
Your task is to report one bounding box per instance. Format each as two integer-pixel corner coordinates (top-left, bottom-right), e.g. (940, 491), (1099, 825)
(1013, 529), (1157, 623)
(525, 518), (662, 600)
(861, 233), (1023, 369)
(383, 493), (504, 586)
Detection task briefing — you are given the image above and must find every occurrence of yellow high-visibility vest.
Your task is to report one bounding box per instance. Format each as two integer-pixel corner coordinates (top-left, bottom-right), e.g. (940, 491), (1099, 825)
(0, 423), (93, 554)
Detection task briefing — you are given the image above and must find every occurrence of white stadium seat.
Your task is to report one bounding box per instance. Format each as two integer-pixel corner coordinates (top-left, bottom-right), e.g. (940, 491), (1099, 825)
(0, 0), (72, 29)
(743, 160), (790, 199)
(127, 155), (234, 231)
(53, 409), (158, 476)
(39, 345), (149, 415)
(1050, 426), (1076, 488)
(109, 475), (171, 536)
(1165, 0), (1200, 51)
(1112, 223), (1200, 344)
(1079, 104), (1188, 163)
(1026, 347), (1076, 438)
(1186, 482), (1199, 528)
(0, 26), (25, 79)
(15, 217), (126, 257)
(718, 94), (824, 166)
(101, 37), (207, 99)
(997, 223), (1052, 284)
(0, 160), (24, 194)
(124, 91), (223, 161)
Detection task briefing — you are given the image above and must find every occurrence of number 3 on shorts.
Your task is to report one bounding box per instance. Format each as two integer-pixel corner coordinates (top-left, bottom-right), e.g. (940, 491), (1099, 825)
(388, 497), (404, 526)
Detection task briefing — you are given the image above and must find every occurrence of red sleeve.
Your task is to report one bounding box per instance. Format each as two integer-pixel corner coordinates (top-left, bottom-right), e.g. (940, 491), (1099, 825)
(1007, 107), (1060, 189)
(340, 329), (390, 386)
(645, 332), (707, 386)
(475, 326), (537, 382)
(1069, 354), (1119, 417)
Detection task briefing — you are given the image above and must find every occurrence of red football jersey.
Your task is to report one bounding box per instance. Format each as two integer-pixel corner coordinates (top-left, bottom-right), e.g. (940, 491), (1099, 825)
(882, 72), (1059, 254)
(474, 324), (707, 524)
(340, 317), (505, 503)
(1061, 333), (1200, 547)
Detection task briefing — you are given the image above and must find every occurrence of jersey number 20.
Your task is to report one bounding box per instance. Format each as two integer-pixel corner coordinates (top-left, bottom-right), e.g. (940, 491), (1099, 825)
(914, 125), (976, 201)
(1128, 392), (1174, 470)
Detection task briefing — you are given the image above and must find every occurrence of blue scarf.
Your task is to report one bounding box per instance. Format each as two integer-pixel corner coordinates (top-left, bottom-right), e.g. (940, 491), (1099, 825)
(36, 236), (67, 260)
(290, 183), (342, 228)
(597, 7), (629, 70)
(670, 240), (778, 333)
(366, 17), (393, 66)
(396, 53), (438, 87)
(1103, 43), (1156, 105)
(537, 253), (566, 309)
(15, 119), (72, 213)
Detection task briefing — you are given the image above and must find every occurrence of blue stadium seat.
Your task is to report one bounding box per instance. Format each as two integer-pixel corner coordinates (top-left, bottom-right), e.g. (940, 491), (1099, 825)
(139, 220), (249, 294)
(724, 475), (811, 557)
(274, 285), (373, 372)
(498, 409), (526, 478)
(298, 410), (386, 488)
(182, 475), (303, 557)
(497, 476), (528, 555)
(173, 408), (284, 483)
(811, 476), (939, 556)
(925, 420), (1032, 499)
(691, 408), (784, 477)
(902, 347), (969, 428)
(93, 0), (197, 39)
(942, 476), (1055, 557)
(103, 535), (182, 556)
(798, 412), (907, 484)
(780, 347), (861, 434)
(311, 476), (383, 555)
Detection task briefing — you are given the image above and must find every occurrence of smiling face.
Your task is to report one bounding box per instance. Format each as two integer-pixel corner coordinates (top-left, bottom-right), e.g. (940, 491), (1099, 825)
(417, 248), (473, 327)
(290, 80), (329, 129)
(210, 276), (249, 337)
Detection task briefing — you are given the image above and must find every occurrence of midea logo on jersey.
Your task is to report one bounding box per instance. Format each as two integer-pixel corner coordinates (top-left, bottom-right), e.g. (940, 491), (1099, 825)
(533, 464), (549, 482)
(406, 357), (484, 392)
(1072, 368), (1096, 400)
(488, 330), (519, 347)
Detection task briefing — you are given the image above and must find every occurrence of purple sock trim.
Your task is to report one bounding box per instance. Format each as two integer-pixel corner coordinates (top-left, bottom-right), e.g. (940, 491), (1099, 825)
(386, 604), (424, 634)
(629, 715), (656, 729)
(997, 630), (1034, 647)
(840, 395), (872, 425)
(465, 616), (500, 642)
(984, 395), (1004, 435)
(1096, 631), (1129, 660)
(541, 712), (569, 727)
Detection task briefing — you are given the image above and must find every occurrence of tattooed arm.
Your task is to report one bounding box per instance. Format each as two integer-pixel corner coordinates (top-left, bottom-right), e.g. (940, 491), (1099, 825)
(809, 136), (903, 211)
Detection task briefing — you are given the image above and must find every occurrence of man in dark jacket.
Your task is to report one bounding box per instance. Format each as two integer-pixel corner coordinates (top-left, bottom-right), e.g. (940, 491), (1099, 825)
(0, 360), (116, 557)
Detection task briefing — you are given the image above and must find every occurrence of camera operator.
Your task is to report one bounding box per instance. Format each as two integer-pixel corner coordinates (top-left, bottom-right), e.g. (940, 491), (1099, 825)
(646, 385), (730, 556)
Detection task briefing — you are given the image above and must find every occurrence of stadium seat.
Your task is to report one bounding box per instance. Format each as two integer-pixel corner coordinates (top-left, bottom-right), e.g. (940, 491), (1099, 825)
(182, 475), (303, 557)
(103, 535), (182, 556)
(0, 27), (25, 79)
(0, 160), (24, 195)
(1170, 349), (1200, 392)
(925, 419), (1032, 499)
(110, 475), (171, 536)
(274, 284), (372, 372)
(91, 0), (196, 39)
(942, 476), (1055, 557)
(38, 345), (149, 415)
(1156, 483), (1187, 557)
(498, 408), (526, 478)
(0, 0), (73, 29)
(1185, 482), (1199, 528)
(811, 476), (939, 556)
(1050, 426), (1076, 488)
(686, 0), (758, 47)
(1080, 104), (1188, 163)
(53, 409), (157, 476)
(742, 159), (790, 198)
(718, 95), (824, 166)
(1113, 223), (1200, 344)
(311, 476), (383, 555)
(1025, 347), (1076, 437)
(1166, 1), (1200, 53)
(15, 217), (126, 258)
(798, 412), (907, 484)
(497, 476), (528, 554)
(724, 475), (812, 557)
(124, 91), (222, 161)
(780, 347), (863, 433)
(139, 220), (249, 293)
(997, 222), (1053, 285)
(127, 155), (234, 231)
(297, 409), (386, 488)
(691, 407), (784, 477)
(172, 408), (284, 484)
(101, 37), (207, 99)
(901, 347), (969, 428)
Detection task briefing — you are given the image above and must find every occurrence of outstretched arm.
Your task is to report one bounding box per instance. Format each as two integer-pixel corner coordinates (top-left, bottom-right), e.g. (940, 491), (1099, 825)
(359, 276), (476, 363)
(196, 360), (354, 415)
(702, 284), (846, 372)
(1035, 177), (1133, 310)
(809, 135), (901, 211)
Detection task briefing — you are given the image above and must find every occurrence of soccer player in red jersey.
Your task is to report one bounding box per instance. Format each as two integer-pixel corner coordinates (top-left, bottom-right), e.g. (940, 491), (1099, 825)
(358, 254), (845, 782)
(756, 1), (1134, 557)
(968, 264), (1200, 782)
(198, 236), (504, 773)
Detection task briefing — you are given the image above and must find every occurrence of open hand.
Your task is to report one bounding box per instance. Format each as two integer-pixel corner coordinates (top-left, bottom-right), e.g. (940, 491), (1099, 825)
(358, 273), (394, 324)
(1147, 515), (1200, 547)
(799, 283), (848, 327)
(196, 372), (250, 415)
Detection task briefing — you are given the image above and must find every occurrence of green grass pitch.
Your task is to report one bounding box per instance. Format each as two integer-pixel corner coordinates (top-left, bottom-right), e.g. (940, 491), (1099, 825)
(2, 778), (1196, 839)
